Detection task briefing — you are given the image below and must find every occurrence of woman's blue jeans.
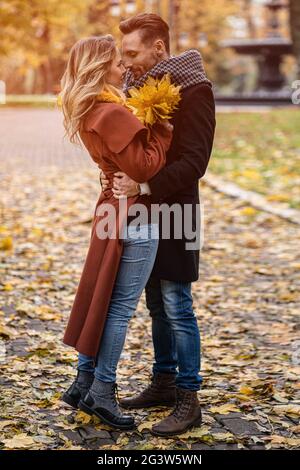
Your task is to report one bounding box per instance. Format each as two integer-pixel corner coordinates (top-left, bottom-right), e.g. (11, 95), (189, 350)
(77, 223), (159, 383)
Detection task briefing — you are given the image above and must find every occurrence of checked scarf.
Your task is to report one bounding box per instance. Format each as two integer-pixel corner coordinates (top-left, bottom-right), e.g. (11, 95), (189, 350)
(123, 48), (212, 94)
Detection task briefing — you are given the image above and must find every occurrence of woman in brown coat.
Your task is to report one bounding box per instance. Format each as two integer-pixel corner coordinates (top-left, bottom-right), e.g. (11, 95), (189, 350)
(59, 35), (172, 430)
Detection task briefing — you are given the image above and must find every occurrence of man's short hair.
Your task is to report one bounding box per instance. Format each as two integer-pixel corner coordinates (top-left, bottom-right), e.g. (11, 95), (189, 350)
(119, 13), (170, 54)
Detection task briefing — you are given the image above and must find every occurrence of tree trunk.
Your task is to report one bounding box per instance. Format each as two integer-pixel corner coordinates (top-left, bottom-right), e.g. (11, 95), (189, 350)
(289, 0), (300, 78)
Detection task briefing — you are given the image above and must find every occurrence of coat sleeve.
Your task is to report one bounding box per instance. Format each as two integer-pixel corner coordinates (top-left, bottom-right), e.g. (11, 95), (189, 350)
(147, 84), (216, 202)
(88, 103), (172, 182)
(89, 103), (172, 183)
(109, 122), (173, 183)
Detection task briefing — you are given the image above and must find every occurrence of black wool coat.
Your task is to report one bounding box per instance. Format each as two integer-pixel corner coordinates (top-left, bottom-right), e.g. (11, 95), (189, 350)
(147, 83), (216, 282)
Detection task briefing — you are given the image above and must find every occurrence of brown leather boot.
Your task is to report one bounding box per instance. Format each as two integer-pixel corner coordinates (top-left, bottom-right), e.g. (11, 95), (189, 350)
(150, 386), (202, 437)
(119, 372), (177, 409)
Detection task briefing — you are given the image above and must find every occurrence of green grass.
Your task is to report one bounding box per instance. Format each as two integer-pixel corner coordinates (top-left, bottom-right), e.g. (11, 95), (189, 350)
(211, 109), (300, 209)
(1, 94), (57, 108)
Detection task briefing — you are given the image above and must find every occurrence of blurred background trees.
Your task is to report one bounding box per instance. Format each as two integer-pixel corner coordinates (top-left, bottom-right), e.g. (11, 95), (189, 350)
(0, 0), (298, 94)
(0, 0), (92, 93)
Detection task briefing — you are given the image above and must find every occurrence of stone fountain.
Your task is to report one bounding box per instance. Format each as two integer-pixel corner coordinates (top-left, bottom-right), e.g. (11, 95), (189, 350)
(218, 0), (293, 105)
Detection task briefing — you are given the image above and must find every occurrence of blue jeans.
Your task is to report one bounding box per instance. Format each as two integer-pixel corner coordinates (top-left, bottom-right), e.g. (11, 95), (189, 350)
(78, 223), (159, 382)
(145, 276), (202, 391)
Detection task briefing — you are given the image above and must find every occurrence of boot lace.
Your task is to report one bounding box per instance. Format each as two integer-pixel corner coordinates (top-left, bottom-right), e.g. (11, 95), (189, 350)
(114, 383), (120, 403)
(110, 383), (121, 412)
(170, 393), (192, 422)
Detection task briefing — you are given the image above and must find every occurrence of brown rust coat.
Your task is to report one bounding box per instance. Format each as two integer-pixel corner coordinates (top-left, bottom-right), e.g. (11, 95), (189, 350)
(63, 102), (172, 357)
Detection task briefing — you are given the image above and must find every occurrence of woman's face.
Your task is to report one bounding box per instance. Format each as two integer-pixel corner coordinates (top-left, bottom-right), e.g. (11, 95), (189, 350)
(106, 49), (126, 88)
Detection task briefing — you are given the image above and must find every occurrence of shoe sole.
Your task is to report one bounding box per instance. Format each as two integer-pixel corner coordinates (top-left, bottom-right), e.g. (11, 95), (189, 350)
(61, 392), (79, 410)
(78, 400), (136, 431)
(150, 416), (202, 437)
(120, 401), (176, 409)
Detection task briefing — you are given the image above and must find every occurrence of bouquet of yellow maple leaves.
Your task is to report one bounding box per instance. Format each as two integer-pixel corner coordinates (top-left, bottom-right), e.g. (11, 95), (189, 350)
(97, 73), (181, 128)
(126, 73), (181, 126)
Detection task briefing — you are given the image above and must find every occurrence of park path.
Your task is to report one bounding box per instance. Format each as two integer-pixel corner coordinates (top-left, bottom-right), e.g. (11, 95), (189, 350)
(0, 108), (299, 450)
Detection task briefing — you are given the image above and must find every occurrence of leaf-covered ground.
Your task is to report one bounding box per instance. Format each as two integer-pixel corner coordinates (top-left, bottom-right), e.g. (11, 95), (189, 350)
(212, 109), (300, 209)
(0, 108), (299, 450)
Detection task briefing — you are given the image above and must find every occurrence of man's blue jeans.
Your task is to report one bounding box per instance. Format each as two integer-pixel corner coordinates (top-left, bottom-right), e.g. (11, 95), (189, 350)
(145, 276), (202, 391)
(77, 223), (159, 382)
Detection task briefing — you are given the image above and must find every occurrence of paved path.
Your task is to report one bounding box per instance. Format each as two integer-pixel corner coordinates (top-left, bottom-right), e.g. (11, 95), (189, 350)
(0, 107), (92, 173)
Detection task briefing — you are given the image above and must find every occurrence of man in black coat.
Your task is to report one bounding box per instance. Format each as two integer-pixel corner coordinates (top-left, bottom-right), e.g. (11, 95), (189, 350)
(100, 13), (216, 437)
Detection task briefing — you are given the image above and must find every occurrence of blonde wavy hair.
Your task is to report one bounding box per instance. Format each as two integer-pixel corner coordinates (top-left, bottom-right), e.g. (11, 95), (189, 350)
(60, 35), (126, 145)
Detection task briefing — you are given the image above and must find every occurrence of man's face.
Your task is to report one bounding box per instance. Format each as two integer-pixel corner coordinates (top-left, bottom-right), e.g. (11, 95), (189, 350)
(121, 30), (162, 79)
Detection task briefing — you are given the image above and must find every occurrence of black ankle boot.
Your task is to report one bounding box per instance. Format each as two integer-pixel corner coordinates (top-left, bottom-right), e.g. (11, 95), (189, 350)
(62, 370), (94, 410)
(79, 378), (135, 430)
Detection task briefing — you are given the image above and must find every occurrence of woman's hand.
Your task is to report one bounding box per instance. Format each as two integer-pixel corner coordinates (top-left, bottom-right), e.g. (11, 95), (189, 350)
(160, 121), (174, 132)
(154, 120), (173, 133)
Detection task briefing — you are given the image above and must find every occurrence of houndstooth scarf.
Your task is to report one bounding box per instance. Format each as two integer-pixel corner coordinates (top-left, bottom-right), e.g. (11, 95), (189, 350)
(123, 48), (212, 95)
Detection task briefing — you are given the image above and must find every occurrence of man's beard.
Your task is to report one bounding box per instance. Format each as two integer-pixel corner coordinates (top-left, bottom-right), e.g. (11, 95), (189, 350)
(132, 67), (143, 79)
(132, 56), (161, 79)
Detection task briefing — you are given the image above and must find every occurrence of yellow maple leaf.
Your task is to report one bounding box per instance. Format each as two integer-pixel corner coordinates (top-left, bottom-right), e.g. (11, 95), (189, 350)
(3, 433), (36, 449)
(239, 385), (254, 395)
(209, 404), (240, 414)
(0, 236), (13, 250)
(126, 73), (182, 126)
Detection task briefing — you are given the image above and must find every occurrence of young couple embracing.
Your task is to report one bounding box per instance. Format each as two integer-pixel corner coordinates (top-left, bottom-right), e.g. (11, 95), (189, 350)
(61, 12), (216, 437)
